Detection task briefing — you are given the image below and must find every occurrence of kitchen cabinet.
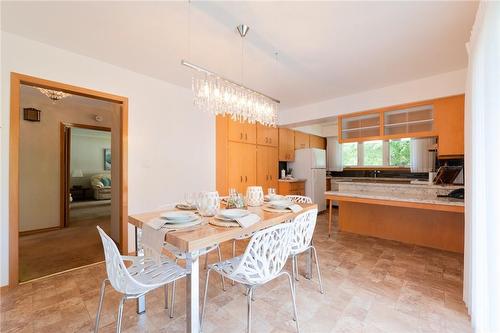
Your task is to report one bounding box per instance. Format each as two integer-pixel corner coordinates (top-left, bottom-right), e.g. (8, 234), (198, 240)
(309, 135), (326, 149)
(257, 124), (278, 147)
(278, 181), (305, 196)
(295, 131), (310, 149)
(228, 119), (256, 144)
(434, 95), (464, 157)
(257, 146), (279, 193)
(228, 141), (256, 194)
(278, 128), (295, 161)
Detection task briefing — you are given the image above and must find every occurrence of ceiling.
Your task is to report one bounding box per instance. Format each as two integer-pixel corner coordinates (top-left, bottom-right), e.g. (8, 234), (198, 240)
(3, 1), (477, 109)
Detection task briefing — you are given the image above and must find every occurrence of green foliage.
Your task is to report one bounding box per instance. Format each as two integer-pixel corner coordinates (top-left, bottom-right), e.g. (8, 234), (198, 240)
(363, 141), (383, 165)
(390, 140), (410, 166)
(342, 142), (357, 166)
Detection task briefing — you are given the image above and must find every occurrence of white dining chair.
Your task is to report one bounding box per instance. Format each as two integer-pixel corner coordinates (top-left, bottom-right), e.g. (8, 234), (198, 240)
(156, 203), (225, 319)
(289, 208), (324, 294)
(201, 223), (300, 333)
(285, 195), (313, 204)
(95, 226), (186, 333)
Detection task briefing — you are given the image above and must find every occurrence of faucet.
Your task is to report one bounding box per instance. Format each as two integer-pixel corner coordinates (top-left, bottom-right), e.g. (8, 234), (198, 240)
(373, 170), (381, 178)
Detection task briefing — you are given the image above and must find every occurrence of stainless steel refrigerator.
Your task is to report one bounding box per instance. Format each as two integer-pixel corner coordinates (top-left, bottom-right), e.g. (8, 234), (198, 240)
(289, 148), (326, 211)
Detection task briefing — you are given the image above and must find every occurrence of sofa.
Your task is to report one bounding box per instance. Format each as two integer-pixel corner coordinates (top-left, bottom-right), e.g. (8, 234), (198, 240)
(90, 173), (112, 200)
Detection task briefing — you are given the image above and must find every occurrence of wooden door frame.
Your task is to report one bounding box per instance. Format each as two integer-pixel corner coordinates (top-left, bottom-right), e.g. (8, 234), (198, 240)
(60, 123), (112, 229)
(9, 72), (128, 287)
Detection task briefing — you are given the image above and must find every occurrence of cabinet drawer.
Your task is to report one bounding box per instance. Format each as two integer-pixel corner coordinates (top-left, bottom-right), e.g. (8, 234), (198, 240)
(289, 182), (305, 191)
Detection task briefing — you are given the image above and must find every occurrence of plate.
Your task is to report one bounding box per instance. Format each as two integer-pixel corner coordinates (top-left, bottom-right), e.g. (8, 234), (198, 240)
(175, 203), (197, 211)
(218, 209), (249, 219)
(269, 200), (292, 209)
(164, 219), (202, 229)
(265, 194), (285, 202)
(164, 216), (200, 225)
(161, 211), (197, 221)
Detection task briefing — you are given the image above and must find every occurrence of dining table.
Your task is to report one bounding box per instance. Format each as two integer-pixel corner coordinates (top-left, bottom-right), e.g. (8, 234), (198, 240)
(128, 202), (318, 333)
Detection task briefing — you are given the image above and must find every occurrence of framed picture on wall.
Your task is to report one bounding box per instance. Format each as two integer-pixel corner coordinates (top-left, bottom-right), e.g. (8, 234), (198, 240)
(104, 148), (111, 170)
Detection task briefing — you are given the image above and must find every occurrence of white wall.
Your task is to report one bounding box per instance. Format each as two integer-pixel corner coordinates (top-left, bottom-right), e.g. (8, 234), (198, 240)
(1, 32), (216, 286)
(279, 69), (467, 126)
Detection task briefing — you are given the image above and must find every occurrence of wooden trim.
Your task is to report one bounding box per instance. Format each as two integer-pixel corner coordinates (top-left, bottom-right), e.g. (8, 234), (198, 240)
(19, 226), (61, 236)
(61, 122), (112, 132)
(9, 73), (21, 287)
(9, 72), (129, 287)
(325, 194), (464, 213)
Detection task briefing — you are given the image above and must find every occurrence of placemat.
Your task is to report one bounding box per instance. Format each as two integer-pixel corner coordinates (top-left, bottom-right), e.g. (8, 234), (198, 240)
(262, 205), (292, 213)
(209, 218), (240, 228)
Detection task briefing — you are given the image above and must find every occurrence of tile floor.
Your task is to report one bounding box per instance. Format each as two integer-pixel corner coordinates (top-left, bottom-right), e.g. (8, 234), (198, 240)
(1, 211), (471, 333)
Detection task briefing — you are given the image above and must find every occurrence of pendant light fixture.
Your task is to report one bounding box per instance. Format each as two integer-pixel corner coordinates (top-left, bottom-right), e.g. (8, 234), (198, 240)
(181, 15), (279, 126)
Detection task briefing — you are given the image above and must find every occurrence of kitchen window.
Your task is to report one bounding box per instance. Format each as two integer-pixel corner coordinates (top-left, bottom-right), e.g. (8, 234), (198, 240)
(342, 139), (411, 168)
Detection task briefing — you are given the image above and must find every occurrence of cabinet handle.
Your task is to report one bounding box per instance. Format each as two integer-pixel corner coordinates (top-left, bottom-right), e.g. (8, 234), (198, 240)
(270, 175), (272, 180)
(266, 175), (268, 181)
(245, 133), (248, 140)
(240, 133), (243, 140)
(245, 176), (248, 182)
(240, 176), (243, 182)
(265, 137), (268, 143)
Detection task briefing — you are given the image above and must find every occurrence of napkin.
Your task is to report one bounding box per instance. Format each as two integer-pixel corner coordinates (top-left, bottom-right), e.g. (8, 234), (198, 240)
(142, 219), (168, 263)
(288, 204), (303, 213)
(235, 213), (261, 228)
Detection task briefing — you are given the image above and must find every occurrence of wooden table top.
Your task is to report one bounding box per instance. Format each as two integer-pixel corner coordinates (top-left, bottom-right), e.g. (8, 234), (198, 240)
(129, 203), (318, 252)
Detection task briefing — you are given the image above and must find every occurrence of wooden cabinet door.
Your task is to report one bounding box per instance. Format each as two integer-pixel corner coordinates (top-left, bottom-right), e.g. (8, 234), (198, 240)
(310, 135), (326, 149)
(242, 143), (256, 190)
(257, 124), (278, 147)
(295, 131), (310, 149)
(268, 147), (279, 190)
(244, 123), (257, 144)
(279, 128), (295, 161)
(228, 141), (245, 193)
(256, 145), (268, 190)
(435, 95), (464, 157)
(228, 119), (246, 143)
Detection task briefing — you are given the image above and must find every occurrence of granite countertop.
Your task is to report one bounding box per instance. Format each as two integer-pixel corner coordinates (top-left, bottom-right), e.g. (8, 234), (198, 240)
(325, 190), (464, 207)
(278, 178), (306, 183)
(331, 177), (463, 190)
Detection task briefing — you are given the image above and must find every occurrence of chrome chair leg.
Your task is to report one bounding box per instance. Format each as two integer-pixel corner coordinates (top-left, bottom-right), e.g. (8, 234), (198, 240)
(291, 256), (297, 294)
(217, 246), (226, 291)
(200, 268), (212, 332)
(311, 246), (324, 294)
(116, 296), (126, 333)
(169, 281), (176, 318)
(284, 272), (300, 332)
(164, 284), (169, 309)
(94, 279), (108, 333)
(231, 240), (236, 286)
(246, 287), (254, 333)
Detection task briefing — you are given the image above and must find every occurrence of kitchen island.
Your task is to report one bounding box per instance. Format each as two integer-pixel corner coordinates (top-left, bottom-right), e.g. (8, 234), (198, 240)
(326, 181), (464, 253)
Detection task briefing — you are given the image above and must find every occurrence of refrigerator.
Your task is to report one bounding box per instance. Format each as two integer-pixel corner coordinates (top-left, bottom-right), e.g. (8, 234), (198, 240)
(289, 148), (327, 211)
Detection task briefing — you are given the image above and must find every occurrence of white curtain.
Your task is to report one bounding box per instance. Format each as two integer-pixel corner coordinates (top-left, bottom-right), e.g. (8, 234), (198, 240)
(410, 137), (435, 172)
(464, 3), (500, 333)
(326, 137), (343, 171)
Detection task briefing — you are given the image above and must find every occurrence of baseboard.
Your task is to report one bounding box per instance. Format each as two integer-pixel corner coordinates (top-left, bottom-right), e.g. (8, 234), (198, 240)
(19, 226), (61, 236)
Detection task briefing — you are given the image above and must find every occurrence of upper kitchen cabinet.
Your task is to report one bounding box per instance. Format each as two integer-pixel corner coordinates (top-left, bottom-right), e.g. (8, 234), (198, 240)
(279, 128), (295, 161)
(228, 118), (256, 144)
(256, 145), (279, 192)
(257, 124), (278, 147)
(434, 95), (465, 157)
(339, 113), (381, 142)
(294, 131), (310, 149)
(383, 104), (435, 137)
(309, 135), (326, 149)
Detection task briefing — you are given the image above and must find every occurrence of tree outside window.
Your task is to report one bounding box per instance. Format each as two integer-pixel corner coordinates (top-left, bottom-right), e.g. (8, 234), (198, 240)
(342, 142), (357, 166)
(363, 140), (383, 166)
(389, 139), (410, 166)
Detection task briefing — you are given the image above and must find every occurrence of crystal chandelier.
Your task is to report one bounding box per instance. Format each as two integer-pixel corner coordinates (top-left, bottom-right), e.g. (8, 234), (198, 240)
(37, 88), (71, 101)
(182, 24), (279, 127)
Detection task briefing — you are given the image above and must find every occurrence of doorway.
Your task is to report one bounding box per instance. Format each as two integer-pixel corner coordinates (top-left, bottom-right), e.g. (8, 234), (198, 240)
(9, 73), (128, 285)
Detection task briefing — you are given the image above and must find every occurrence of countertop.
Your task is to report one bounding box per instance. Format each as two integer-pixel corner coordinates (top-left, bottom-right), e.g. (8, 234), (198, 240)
(278, 178), (306, 183)
(325, 190), (464, 207)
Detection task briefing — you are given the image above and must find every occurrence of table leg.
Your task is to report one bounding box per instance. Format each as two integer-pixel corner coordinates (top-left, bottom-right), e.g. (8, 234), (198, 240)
(186, 253), (200, 333)
(328, 199), (332, 237)
(135, 227), (146, 314)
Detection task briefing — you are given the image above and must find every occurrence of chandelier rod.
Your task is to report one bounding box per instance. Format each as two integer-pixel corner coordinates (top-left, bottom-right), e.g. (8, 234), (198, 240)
(181, 59), (280, 104)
